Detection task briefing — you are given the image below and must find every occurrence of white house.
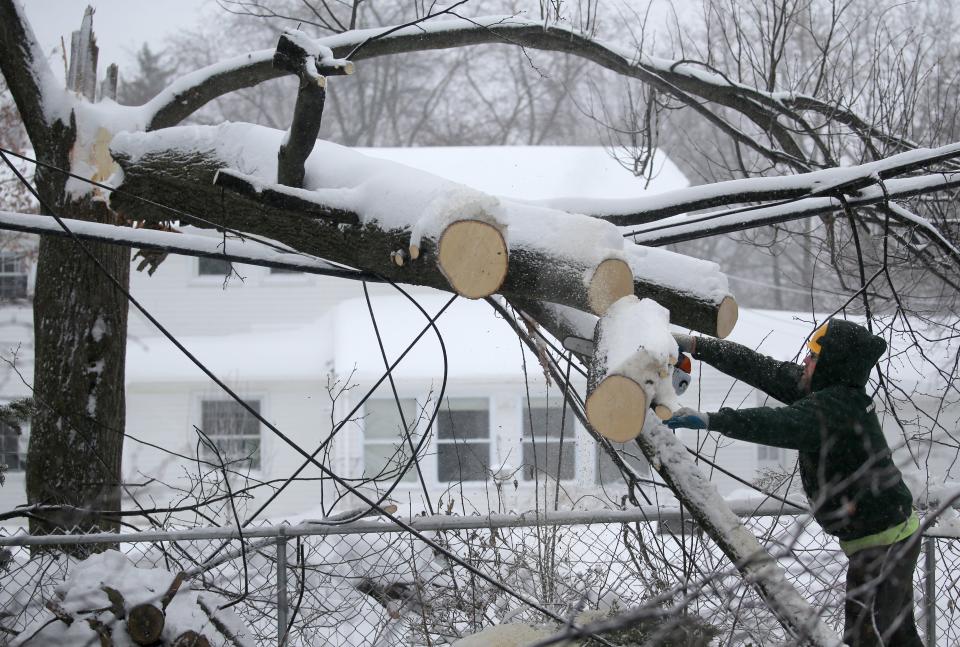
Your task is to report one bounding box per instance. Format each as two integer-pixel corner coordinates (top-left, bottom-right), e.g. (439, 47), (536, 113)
(0, 146), (942, 523)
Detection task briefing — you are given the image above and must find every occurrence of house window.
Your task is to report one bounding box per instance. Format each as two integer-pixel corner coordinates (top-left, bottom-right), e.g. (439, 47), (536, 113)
(436, 398), (490, 482)
(0, 254), (27, 300)
(521, 399), (575, 481)
(197, 257), (232, 276)
(597, 441), (650, 484)
(0, 422), (24, 471)
(758, 445), (783, 463)
(200, 399), (261, 469)
(363, 398), (418, 483)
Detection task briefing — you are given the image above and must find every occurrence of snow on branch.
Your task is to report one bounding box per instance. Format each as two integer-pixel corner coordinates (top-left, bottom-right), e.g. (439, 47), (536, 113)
(629, 172), (960, 258)
(273, 29), (353, 188)
(109, 123), (736, 335)
(136, 11), (906, 167)
(635, 419), (841, 646)
(540, 142), (960, 226)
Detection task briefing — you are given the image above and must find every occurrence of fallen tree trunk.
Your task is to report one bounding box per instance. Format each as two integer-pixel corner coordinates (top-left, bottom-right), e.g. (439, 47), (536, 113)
(109, 124), (736, 333)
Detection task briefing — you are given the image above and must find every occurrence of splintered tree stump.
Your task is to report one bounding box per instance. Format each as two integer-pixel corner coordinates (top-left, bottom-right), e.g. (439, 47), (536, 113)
(127, 603), (165, 645)
(172, 630), (212, 647)
(586, 374), (648, 442)
(588, 258), (634, 315)
(437, 219), (508, 298)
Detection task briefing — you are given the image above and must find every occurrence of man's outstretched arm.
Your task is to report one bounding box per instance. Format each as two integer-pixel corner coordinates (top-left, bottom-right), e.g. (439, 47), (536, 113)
(668, 397), (824, 452)
(677, 334), (805, 405)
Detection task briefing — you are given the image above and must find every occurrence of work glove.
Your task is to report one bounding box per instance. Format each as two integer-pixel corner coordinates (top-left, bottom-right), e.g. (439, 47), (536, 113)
(673, 334), (697, 356)
(666, 407), (709, 430)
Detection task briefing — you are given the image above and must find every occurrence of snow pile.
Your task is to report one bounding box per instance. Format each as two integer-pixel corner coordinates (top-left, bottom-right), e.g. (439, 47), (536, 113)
(12, 550), (254, 646)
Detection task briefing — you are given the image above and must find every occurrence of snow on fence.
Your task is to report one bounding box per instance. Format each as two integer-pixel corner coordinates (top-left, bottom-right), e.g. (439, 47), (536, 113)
(0, 507), (954, 646)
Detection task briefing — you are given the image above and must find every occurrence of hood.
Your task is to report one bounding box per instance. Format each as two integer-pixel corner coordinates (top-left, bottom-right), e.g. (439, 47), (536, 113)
(810, 319), (886, 391)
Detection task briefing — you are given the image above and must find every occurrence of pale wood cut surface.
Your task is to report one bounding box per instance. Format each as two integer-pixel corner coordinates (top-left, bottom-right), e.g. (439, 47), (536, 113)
(437, 220), (508, 299)
(587, 258), (633, 315)
(585, 375), (647, 442)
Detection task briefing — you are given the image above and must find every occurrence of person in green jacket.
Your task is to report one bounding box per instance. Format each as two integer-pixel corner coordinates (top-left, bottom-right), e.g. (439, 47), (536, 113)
(666, 318), (921, 647)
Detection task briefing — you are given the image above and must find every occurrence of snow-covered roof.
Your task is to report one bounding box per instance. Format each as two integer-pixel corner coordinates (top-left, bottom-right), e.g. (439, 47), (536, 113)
(332, 293), (545, 384)
(359, 146), (688, 200)
(126, 322), (333, 384)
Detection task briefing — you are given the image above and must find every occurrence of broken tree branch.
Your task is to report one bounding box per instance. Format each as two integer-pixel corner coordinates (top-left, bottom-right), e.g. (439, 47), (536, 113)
(273, 30), (345, 188)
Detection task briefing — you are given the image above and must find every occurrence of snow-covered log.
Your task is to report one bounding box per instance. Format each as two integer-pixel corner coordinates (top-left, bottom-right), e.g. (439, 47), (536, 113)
(109, 123), (735, 331)
(586, 297), (680, 442)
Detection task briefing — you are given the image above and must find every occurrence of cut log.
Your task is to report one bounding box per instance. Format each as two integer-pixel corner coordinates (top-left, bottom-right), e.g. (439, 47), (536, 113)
(437, 219), (508, 298)
(626, 272), (738, 339)
(126, 603), (164, 645)
(653, 404), (673, 420)
(172, 630), (212, 647)
(586, 296), (679, 442)
(715, 295), (738, 339)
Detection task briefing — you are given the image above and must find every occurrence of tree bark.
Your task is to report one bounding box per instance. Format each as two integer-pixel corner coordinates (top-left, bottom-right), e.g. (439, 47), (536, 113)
(28, 199), (130, 545)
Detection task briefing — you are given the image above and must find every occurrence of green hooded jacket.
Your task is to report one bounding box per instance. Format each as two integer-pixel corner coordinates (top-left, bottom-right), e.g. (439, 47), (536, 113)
(695, 319), (914, 542)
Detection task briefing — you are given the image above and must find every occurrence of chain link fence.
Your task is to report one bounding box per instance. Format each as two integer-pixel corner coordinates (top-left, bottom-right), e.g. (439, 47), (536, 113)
(0, 507), (955, 646)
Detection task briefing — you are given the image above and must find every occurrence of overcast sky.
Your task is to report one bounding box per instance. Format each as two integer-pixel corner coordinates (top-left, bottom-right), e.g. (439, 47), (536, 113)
(21, 0), (212, 81)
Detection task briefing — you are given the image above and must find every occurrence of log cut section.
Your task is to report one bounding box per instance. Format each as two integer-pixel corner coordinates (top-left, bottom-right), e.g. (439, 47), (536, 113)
(589, 258), (633, 315)
(437, 219), (508, 298)
(586, 296), (679, 442)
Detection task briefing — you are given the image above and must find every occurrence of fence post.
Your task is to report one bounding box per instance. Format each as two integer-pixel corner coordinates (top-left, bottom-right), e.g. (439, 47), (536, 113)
(924, 535), (936, 647)
(277, 526), (289, 647)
